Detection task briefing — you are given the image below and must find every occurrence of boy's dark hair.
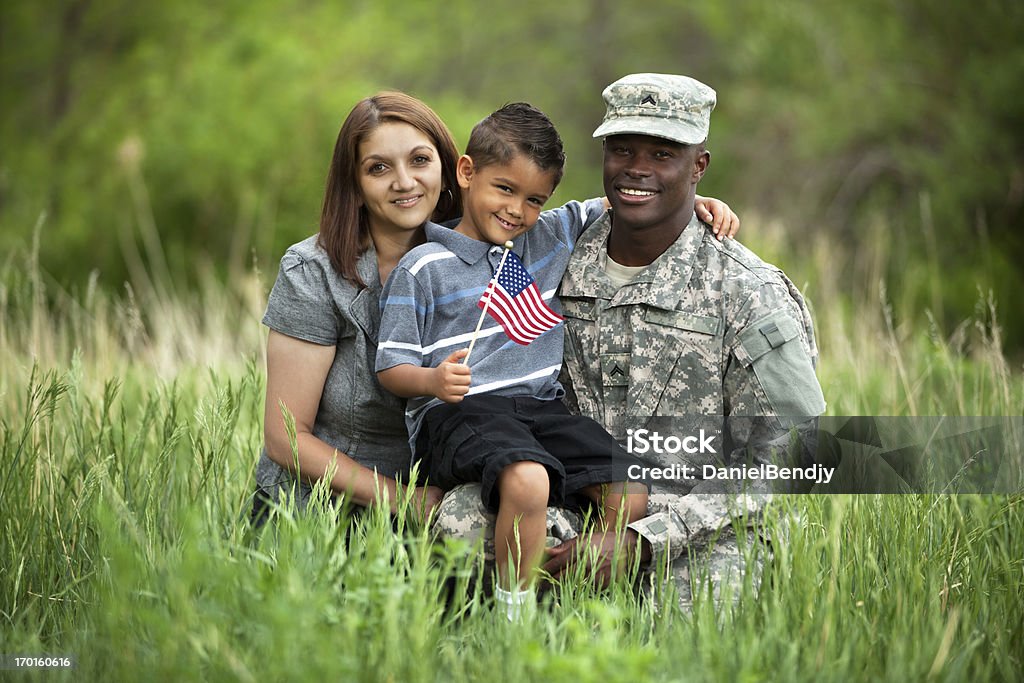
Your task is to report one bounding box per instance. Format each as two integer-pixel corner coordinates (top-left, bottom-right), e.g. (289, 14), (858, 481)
(465, 102), (566, 189)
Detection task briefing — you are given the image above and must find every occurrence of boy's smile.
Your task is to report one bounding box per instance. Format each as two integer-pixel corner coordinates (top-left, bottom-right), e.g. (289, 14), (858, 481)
(454, 154), (557, 245)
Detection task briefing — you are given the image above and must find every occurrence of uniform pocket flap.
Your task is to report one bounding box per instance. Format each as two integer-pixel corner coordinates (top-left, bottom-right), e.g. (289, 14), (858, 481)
(644, 308), (720, 335)
(560, 299), (596, 321)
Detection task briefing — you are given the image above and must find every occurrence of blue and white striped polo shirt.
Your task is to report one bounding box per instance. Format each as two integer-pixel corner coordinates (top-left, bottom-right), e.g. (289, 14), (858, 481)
(376, 198), (606, 453)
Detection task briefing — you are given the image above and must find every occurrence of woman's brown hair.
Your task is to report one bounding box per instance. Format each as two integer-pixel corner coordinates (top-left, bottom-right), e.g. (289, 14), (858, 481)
(317, 91), (462, 287)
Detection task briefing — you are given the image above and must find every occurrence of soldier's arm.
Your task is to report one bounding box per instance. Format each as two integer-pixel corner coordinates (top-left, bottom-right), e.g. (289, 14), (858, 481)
(719, 282), (826, 484)
(629, 284), (825, 562)
(628, 493), (764, 564)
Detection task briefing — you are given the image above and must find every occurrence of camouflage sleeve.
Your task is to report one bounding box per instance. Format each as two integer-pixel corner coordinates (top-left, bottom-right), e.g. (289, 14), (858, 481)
(726, 281), (825, 427)
(628, 493), (766, 563)
(722, 281), (825, 486)
(630, 278), (824, 565)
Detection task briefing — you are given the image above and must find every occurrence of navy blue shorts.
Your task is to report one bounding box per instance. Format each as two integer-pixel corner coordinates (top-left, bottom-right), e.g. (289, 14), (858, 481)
(416, 395), (641, 511)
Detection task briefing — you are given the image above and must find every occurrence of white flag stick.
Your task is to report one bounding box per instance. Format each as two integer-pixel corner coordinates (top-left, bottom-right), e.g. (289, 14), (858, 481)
(463, 241), (514, 366)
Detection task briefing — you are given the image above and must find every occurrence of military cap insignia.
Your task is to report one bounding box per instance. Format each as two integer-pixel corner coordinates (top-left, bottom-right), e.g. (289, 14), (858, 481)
(593, 73), (717, 144)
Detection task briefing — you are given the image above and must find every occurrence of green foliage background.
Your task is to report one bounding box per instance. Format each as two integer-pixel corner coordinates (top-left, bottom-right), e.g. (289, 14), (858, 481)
(3, 0), (1024, 346)
(3, 4), (1024, 677)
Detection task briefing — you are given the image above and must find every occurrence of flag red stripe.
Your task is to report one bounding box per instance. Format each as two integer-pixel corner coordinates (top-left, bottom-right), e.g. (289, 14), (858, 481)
(474, 251), (562, 346)
(492, 288), (548, 336)
(519, 284), (563, 326)
(490, 291), (543, 341)
(496, 281), (561, 331)
(485, 285), (547, 337)
(486, 297), (534, 344)
(501, 287), (555, 335)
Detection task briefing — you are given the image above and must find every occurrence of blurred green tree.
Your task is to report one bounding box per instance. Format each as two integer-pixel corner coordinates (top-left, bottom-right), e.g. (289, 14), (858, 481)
(2, 0), (1022, 345)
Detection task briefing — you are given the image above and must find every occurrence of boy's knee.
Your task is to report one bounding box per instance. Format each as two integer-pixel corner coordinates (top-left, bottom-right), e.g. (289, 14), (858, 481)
(497, 461), (550, 510)
(582, 481), (646, 502)
(623, 482), (648, 500)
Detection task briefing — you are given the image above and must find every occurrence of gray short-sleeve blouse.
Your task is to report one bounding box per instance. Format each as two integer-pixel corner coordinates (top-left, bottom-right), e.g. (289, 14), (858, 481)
(254, 235), (409, 509)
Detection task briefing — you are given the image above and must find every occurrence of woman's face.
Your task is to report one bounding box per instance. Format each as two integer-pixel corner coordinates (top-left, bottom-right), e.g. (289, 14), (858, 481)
(357, 122), (444, 237)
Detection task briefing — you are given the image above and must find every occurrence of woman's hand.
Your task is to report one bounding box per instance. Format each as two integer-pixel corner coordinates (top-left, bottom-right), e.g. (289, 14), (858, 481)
(694, 195), (741, 241)
(411, 485), (444, 521)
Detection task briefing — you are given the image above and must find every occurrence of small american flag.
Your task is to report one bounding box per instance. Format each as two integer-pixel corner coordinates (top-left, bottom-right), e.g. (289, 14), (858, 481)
(478, 251), (563, 345)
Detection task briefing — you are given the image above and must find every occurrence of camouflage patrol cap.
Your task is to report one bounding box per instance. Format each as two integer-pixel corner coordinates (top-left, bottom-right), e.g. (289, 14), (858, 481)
(593, 73), (716, 145)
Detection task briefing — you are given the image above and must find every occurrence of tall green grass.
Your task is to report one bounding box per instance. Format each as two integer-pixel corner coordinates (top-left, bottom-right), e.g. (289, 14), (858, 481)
(2, 222), (1022, 681)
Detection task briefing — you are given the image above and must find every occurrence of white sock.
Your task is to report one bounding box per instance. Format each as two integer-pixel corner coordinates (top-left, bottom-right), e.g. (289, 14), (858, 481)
(494, 586), (532, 621)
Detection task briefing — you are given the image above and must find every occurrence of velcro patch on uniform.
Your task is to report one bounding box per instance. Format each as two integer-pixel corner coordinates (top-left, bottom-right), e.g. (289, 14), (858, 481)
(737, 314), (800, 364)
(735, 313), (826, 421)
(645, 520), (669, 535)
(601, 354), (630, 386)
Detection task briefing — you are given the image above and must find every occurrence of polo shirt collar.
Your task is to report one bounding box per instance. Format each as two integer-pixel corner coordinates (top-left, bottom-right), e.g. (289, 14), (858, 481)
(425, 222), (494, 265)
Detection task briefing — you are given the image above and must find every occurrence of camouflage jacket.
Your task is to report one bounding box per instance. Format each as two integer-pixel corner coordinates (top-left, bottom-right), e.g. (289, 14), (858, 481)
(559, 211), (826, 562)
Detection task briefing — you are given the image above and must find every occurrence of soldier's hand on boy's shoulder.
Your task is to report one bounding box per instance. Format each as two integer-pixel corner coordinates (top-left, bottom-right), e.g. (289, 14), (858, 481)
(431, 348), (471, 403)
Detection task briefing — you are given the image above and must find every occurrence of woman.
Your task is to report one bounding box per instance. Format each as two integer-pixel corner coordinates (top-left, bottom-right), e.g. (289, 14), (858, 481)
(253, 91), (738, 522)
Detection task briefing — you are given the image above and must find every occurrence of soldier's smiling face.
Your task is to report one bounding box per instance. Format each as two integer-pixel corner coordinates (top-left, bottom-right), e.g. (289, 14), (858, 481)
(602, 134), (709, 233)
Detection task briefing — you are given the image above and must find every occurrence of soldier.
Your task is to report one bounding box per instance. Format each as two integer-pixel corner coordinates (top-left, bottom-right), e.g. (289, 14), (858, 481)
(435, 73), (826, 610)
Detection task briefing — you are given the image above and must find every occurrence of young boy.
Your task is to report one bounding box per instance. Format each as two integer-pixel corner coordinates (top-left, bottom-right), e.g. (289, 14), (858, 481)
(375, 103), (647, 616)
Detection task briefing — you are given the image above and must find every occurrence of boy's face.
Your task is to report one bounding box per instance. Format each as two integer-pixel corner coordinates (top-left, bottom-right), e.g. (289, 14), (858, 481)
(454, 154), (557, 245)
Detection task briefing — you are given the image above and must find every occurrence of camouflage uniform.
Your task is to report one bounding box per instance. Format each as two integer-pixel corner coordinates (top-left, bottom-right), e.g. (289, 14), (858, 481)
(435, 210), (824, 609)
(558, 209), (825, 609)
(434, 73), (826, 610)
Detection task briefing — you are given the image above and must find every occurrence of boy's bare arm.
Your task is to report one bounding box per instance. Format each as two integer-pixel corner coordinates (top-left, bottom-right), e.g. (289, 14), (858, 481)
(694, 194), (740, 240)
(377, 348), (471, 403)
